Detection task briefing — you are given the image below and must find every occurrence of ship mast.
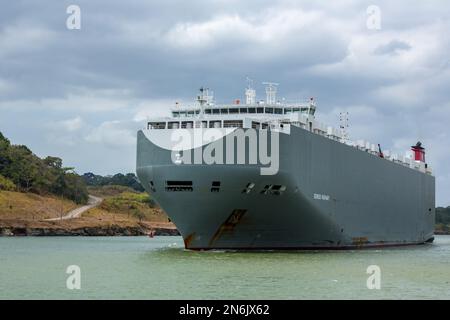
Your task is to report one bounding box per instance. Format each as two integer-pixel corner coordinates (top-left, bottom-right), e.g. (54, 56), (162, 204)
(245, 77), (256, 105)
(262, 82), (279, 105)
(340, 111), (349, 143)
(197, 87), (214, 115)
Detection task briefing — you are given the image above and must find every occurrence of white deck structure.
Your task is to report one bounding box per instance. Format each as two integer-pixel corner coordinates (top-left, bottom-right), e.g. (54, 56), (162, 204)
(145, 83), (432, 174)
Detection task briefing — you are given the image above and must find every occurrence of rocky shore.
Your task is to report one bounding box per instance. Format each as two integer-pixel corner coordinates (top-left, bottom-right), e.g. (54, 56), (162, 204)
(0, 224), (180, 237)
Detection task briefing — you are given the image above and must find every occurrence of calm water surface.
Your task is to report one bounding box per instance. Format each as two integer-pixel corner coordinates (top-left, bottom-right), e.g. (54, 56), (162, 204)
(0, 236), (449, 299)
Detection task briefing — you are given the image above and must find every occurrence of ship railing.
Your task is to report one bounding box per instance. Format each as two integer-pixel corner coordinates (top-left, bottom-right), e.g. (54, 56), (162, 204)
(344, 139), (429, 173)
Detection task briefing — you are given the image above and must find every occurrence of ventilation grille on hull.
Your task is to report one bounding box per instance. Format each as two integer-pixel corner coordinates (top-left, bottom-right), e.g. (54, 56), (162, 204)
(211, 181), (220, 193)
(165, 181), (193, 192)
(260, 184), (286, 195)
(242, 182), (255, 194)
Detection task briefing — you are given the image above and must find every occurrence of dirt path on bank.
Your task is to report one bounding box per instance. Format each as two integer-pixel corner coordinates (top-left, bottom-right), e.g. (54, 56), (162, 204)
(45, 195), (102, 221)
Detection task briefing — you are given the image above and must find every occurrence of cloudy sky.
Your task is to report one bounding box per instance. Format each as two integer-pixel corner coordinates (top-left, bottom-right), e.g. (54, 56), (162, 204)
(0, 1), (449, 205)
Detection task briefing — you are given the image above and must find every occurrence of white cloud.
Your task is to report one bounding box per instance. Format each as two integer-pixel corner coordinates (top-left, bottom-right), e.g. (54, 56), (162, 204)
(84, 120), (135, 147)
(59, 116), (84, 132)
(132, 99), (184, 122)
(0, 23), (57, 58)
(164, 9), (322, 49)
(0, 88), (135, 113)
(309, 20), (450, 82)
(372, 82), (425, 106)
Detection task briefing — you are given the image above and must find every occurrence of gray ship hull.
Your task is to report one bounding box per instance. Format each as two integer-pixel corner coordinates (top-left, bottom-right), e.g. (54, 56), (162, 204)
(136, 126), (435, 250)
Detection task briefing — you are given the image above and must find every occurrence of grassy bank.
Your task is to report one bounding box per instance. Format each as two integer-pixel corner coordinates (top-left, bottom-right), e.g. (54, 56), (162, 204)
(0, 186), (174, 235)
(0, 190), (78, 220)
(83, 185), (169, 225)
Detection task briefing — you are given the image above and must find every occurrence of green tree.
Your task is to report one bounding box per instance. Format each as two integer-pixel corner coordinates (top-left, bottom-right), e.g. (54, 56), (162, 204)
(436, 207), (450, 225)
(82, 172), (145, 192)
(0, 132), (12, 174)
(0, 131), (89, 204)
(0, 174), (15, 191)
(4, 145), (40, 191)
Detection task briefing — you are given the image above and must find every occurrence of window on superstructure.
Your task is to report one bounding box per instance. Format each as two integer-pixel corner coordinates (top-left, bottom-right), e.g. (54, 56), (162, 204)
(257, 107), (264, 114)
(293, 108), (300, 113)
(148, 122), (166, 129)
(180, 111), (187, 117)
(195, 121), (208, 128)
(181, 121), (193, 128)
(195, 110), (200, 115)
(300, 107), (309, 113)
(265, 108), (274, 114)
(274, 108), (282, 114)
(284, 108), (292, 114)
(168, 122), (180, 129)
(205, 109), (212, 114)
(251, 121), (260, 129)
(239, 108), (248, 114)
(229, 108), (239, 114)
(261, 123), (268, 129)
(209, 120), (221, 128)
(172, 111), (180, 117)
(248, 108), (256, 113)
(223, 120), (243, 128)
(220, 108), (229, 114)
(188, 110), (195, 116)
(213, 109), (220, 114)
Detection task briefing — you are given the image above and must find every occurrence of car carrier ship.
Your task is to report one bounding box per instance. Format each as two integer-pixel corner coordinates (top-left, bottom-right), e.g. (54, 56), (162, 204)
(136, 81), (435, 250)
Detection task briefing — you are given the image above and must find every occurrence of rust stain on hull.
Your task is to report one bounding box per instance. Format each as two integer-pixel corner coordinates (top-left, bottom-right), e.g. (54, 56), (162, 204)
(352, 237), (369, 247)
(183, 232), (196, 248)
(209, 209), (247, 246)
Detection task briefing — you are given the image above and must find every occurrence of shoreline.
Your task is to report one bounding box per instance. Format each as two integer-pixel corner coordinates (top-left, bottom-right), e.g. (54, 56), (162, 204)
(0, 223), (180, 237)
(1, 226), (448, 237)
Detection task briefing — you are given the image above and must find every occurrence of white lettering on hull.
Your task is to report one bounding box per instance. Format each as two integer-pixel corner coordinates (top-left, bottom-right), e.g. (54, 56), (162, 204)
(314, 193), (330, 201)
